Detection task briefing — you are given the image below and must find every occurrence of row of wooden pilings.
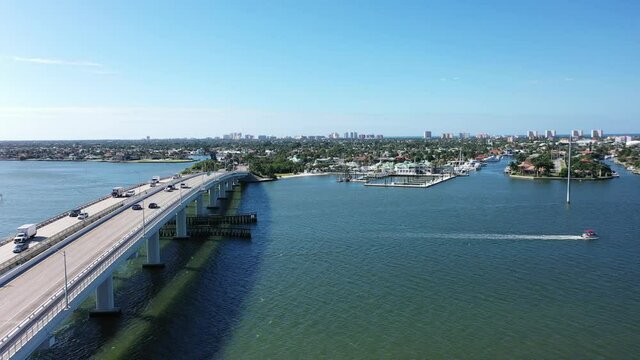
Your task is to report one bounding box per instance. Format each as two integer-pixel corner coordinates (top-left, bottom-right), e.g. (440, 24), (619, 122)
(160, 213), (257, 239)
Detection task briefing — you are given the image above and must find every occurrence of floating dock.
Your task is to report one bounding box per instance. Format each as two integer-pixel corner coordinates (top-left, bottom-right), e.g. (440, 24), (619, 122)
(364, 174), (456, 188)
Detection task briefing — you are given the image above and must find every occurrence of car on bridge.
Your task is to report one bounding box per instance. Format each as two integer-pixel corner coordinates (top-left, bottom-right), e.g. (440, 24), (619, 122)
(148, 202), (159, 209)
(131, 203), (143, 210)
(68, 208), (82, 217)
(180, 183), (189, 188)
(78, 212), (89, 220)
(13, 242), (28, 253)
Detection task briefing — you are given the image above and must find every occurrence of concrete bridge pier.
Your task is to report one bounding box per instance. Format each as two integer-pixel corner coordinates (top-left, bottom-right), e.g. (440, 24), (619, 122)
(143, 231), (164, 268)
(218, 183), (227, 200)
(196, 193), (206, 216)
(208, 188), (219, 208)
(174, 208), (189, 239)
(89, 275), (121, 316)
(225, 180), (233, 193)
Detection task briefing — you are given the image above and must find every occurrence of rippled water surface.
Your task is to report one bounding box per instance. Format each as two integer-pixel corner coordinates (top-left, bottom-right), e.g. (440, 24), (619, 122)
(9, 160), (640, 359)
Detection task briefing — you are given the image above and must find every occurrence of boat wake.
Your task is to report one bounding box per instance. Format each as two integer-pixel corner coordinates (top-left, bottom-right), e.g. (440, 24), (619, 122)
(428, 233), (585, 241)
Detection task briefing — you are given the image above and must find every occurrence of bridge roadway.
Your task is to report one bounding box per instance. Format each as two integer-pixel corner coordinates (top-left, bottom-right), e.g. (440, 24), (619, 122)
(0, 178), (173, 264)
(0, 170), (245, 359)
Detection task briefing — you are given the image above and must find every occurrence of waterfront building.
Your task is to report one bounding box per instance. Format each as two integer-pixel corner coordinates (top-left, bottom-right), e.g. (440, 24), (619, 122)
(591, 129), (604, 139)
(423, 131), (432, 139)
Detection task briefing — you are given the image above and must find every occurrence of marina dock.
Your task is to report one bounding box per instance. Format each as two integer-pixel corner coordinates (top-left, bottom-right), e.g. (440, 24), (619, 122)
(364, 174), (456, 188)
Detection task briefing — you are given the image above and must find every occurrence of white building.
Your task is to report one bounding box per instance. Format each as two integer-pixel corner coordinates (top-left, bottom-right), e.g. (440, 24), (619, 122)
(423, 131), (432, 139)
(545, 130), (556, 138)
(591, 129), (604, 139)
(571, 129), (583, 138)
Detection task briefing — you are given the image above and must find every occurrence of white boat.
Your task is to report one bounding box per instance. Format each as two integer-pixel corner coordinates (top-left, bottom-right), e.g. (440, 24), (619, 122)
(581, 229), (599, 240)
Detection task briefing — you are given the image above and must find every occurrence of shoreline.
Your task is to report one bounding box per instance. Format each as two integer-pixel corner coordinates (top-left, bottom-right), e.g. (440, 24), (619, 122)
(509, 174), (615, 181)
(0, 158), (195, 164)
(276, 172), (333, 180)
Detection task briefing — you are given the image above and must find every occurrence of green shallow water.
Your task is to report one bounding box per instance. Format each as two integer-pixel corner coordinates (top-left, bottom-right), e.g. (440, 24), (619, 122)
(25, 160), (640, 359)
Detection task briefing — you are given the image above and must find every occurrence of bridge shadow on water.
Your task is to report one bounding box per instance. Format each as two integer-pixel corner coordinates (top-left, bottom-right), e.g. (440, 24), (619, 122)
(31, 183), (271, 360)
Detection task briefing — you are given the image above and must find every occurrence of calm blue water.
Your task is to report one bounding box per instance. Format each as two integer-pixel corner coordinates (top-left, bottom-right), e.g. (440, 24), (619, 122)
(0, 161), (190, 236)
(17, 160), (640, 358)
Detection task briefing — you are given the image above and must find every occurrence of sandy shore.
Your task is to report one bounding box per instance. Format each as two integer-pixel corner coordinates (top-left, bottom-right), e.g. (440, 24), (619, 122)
(277, 172), (332, 180)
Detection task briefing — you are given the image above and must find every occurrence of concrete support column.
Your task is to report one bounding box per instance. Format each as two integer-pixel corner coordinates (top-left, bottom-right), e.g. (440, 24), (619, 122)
(208, 188), (218, 208)
(90, 274), (120, 316)
(174, 208), (188, 239)
(218, 183), (227, 199)
(143, 231), (164, 268)
(196, 193), (205, 216)
(226, 180), (232, 192)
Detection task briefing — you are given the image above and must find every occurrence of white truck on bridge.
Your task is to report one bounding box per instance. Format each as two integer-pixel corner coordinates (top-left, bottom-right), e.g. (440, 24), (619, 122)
(111, 187), (125, 197)
(13, 224), (37, 243)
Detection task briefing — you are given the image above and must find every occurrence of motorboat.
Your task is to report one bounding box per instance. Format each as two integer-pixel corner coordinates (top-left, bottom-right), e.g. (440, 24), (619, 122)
(581, 229), (599, 240)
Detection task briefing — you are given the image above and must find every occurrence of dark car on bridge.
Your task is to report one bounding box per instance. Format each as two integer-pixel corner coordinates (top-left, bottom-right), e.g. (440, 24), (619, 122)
(131, 203), (143, 210)
(148, 202), (159, 209)
(68, 209), (81, 217)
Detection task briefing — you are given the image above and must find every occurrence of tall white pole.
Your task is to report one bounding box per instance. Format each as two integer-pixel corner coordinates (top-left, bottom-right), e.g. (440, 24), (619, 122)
(63, 251), (69, 309)
(566, 135), (572, 204)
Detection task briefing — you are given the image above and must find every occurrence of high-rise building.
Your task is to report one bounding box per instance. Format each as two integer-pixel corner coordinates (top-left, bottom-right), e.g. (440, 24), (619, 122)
(376, 134), (384, 139)
(344, 132), (349, 139)
(545, 130), (556, 139)
(527, 130), (538, 139)
(329, 132), (340, 139)
(571, 129), (583, 138)
(477, 133), (489, 139)
(441, 133), (454, 139)
(459, 132), (470, 139)
(423, 131), (432, 139)
(591, 129), (604, 139)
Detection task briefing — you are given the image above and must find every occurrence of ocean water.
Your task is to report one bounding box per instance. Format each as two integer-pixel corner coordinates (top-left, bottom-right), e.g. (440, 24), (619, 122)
(10, 160), (640, 359)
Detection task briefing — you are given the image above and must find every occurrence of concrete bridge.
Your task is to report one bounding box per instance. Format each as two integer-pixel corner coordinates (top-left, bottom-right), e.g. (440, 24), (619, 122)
(0, 170), (250, 359)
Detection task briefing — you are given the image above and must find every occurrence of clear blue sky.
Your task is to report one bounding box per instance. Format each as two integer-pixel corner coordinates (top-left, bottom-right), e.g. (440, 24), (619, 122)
(1, 0), (639, 139)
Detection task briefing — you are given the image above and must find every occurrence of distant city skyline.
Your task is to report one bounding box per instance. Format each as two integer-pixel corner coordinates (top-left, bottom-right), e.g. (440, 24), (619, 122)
(1, 1), (639, 140)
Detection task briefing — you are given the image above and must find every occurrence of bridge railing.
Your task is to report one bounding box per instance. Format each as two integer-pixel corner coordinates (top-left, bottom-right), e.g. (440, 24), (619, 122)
(0, 174), (204, 275)
(0, 201), (124, 276)
(0, 172), (242, 359)
(0, 180), (155, 247)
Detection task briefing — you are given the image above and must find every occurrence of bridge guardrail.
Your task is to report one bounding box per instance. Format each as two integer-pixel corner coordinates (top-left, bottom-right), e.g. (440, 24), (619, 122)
(0, 180), (157, 248)
(0, 175), (202, 274)
(0, 172), (235, 359)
